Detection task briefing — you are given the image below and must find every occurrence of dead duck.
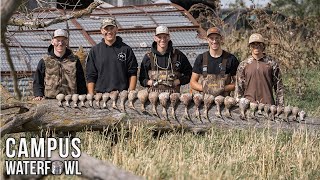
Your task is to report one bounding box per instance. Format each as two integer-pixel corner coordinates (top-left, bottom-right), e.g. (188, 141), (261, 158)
(119, 90), (128, 112)
(56, 94), (65, 107)
(283, 105), (292, 122)
(179, 93), (192, 120)
(193, 93), (203, 120)
(223, 96), (237, 119)
(214, 95), (225, 118)
(86, 94), (93, 107)
(101, 93), (110, 109)
(276, 106), (284, 118)
(291, 106), (299, 121)
(239, 98), (250, 120)
(71, 94), (79, 108)
(249, 102), (258, 119)
(298, 110), (306, 121)
(148, 91), (159, 117)
(263, 104), (271, 119)
(257, 103), (265, 115)
(159, 92), (170, 120)
(94, 93), (102, 108)
(169, 93), (180, 120)
(110, 91), (119, 109)
(269, 105), (277, 121)
(78, 94), (86, 108)
(203, 94), (215, 120)
(128, 90), (138, 110)
(64, 94), (72, 107)
(137, 89), (149, 113)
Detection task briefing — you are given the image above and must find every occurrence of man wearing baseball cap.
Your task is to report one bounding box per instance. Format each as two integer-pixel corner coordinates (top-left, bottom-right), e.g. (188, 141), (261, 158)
(33, 29), (87, 100)
(190, 27), (239, 96)
(139, 25), (192, 93)
(86, 17), (138, 94)
(235, 33), (284, 106)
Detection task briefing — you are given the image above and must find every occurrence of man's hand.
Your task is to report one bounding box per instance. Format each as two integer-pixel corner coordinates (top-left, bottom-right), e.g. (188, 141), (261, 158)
(33, 96), (44, 101)
(147, 80), (153, 86)
(173, 79), (180, 87)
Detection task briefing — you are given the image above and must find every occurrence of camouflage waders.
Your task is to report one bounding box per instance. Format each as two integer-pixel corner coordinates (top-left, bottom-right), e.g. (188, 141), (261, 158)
(148, 49), (181, 93)
(43, 54), (77, 98)
(200, 51), (231, 96)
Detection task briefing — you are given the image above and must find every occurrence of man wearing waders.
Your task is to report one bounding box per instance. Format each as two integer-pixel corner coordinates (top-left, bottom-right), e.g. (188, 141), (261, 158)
(190, 27), (239, 96)
(139, 26), (192, 93)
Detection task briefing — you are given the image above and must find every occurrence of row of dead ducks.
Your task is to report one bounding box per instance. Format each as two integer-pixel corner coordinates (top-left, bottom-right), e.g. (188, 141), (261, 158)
(56, 89), (306, 122)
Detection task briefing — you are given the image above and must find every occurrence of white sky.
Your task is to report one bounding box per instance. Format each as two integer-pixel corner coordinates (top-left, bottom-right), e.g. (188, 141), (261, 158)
(220, 0), (271, 8)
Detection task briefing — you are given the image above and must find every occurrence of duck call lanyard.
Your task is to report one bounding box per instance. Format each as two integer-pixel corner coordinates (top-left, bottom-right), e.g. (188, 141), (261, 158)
(153, 53), (174, 82)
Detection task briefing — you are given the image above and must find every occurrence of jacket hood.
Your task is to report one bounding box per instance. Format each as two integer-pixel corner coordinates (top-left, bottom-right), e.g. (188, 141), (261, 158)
(151, 40), (173, 56)
(47, 44), (72, 59)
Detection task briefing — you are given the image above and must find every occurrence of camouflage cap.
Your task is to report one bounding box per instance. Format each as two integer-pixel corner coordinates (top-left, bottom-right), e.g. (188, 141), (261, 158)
(249, 33), (265, 44)
(101, 17), (117, 29)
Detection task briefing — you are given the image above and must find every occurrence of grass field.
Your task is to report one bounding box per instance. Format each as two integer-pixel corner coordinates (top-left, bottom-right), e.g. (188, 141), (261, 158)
(1, 68), (320, 179)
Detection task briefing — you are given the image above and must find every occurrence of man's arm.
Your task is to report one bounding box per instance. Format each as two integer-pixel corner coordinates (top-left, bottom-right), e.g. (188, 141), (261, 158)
(178, 52), (192, 86)
(224, 76), (236, 92)
(86, 49), (97, 94)
(273, 64), (284, 106)
(234, 62), (246, 99)
(127, 48), (138, 90)
(75, 59), (87, 94)
(33, 59), (45, 100)
(139, 54), (151, 87)
(128, 75), (137, 90)
(87, 82), (95, 94)
(190, 72), (202, 91)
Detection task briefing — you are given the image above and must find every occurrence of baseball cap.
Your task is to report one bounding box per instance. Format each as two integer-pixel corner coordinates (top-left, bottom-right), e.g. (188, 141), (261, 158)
(53, 29), (68, 38)
(248, 33), (265, 44)
(155, 25), (169, 35)
(206, 27), (222, 37)
(101, 17), (117, 29)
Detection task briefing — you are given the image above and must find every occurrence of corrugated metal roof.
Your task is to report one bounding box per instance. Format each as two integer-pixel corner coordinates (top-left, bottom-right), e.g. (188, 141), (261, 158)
(1, 3), (207, 96)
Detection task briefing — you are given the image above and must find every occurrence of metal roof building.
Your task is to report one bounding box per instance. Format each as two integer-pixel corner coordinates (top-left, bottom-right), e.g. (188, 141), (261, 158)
(1, 3), (208, 97)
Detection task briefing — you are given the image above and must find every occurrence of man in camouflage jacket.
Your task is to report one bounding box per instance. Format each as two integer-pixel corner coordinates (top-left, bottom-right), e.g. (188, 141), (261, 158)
(235, 33), (284, 106)
(33, 29), (87, 100)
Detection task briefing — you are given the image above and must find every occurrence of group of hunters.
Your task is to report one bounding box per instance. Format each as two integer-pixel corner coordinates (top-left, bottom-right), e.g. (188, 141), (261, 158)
(33, 17), (284, 107)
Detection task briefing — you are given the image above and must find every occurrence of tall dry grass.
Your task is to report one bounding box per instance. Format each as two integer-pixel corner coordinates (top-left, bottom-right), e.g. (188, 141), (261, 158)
(1, 126), (320, 180)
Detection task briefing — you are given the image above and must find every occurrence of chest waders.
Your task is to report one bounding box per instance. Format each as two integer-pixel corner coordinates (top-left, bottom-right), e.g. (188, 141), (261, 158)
(43, 55), (77, 98)
(200, 51), (231, 96)
(148, 49), (181, 93)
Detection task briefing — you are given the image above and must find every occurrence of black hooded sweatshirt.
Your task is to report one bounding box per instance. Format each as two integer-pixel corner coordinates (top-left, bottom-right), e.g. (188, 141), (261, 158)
(139, 41), (192, 87)
(33, 45), (87, 97)
(86, 36), (138, 93)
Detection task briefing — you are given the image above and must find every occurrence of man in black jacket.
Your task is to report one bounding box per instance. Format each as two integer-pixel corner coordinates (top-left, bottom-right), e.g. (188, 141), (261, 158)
(86, 17), (138, 94)
(33, 29), (87, 100)
(139, 25), (192, 93)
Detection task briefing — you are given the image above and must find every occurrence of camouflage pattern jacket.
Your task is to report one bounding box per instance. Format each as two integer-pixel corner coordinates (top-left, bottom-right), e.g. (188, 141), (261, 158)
(235, 55), (284, 106)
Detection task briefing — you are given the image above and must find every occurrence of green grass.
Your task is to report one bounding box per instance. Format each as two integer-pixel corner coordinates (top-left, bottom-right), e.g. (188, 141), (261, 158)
(283, 68), (320, 117)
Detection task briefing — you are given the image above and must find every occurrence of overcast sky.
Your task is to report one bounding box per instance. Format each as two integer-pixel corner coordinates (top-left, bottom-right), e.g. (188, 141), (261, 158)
(220, 0), (271, 8)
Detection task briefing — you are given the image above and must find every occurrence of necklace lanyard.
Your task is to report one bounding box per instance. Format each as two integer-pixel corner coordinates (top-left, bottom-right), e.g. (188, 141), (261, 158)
(153, 53), (174, 82)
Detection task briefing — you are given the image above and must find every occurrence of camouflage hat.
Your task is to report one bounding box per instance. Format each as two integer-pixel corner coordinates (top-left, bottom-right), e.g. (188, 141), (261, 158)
(155, 25), (169, 35)
(53, 29), (68, 38)
(249, 33), (265, 44)
(101, 17), (117, 29)
(206, 27), (222, 37)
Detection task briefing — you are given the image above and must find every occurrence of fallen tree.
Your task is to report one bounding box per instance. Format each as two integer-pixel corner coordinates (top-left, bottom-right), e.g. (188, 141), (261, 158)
(1, 91), (320, 137)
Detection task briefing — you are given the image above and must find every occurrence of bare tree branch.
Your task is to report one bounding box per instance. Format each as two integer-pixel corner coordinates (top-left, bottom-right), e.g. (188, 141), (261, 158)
(8, 0), (104, 29)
